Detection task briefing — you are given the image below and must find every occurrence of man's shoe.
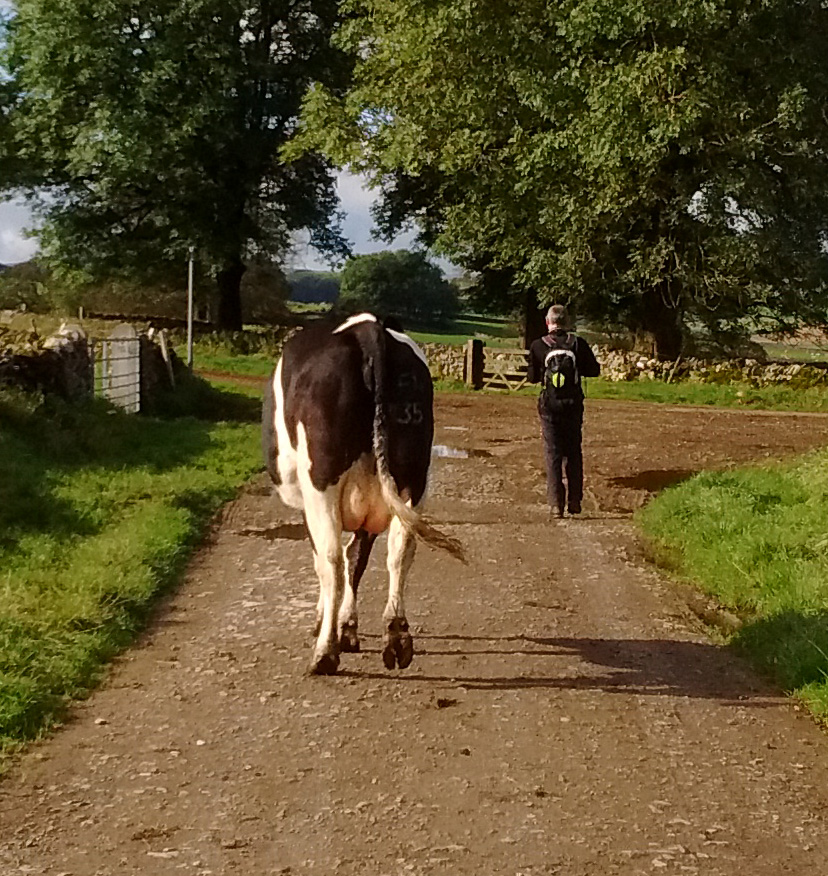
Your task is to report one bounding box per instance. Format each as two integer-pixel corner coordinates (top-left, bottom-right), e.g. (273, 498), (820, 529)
(567, 501), (581, 515)
(554, 506), (565, 519)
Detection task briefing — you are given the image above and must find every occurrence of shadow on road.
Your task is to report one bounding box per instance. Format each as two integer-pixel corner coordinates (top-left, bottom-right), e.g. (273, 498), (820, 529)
(344, 633), (777, 704)
(608, 468), (697, 492)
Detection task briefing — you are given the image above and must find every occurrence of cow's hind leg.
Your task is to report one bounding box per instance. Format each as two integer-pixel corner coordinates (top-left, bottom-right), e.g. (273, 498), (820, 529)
(339, 529), (376, 653)
(303, 514), (325, 640)
(382, 515), (416, 670)
(303, 489), (346, 676)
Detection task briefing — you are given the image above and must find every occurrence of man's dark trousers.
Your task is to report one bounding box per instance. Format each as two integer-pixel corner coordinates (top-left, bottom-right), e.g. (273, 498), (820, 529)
(540, 405), (584, 514)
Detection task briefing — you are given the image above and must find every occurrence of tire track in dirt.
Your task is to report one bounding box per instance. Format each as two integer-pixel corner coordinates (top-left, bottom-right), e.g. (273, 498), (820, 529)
(1, 396), (828, 875)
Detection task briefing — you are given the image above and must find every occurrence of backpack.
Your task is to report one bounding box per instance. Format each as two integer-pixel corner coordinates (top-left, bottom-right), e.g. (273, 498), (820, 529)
(542, 333), (580, 406)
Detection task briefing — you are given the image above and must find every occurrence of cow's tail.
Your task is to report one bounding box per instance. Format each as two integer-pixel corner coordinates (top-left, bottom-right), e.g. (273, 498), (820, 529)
(365, 320), (467, 565)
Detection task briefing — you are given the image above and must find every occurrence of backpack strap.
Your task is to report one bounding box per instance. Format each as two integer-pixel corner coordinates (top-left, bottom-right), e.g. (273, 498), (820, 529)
(542, 332), (576, 350)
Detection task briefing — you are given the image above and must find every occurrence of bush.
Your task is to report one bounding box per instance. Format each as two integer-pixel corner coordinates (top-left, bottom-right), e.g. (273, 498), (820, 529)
(338, 250), (459, 327)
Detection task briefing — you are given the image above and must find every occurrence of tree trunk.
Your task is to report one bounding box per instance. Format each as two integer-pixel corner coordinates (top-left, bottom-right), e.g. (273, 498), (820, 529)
(217, 258), (246, 332)
(523, 288), (547, 350)
(642, 286), (683, 360)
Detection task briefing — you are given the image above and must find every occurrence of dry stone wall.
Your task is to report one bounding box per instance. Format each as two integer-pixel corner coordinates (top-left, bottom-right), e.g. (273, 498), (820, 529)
(592, 345), (828, 388)
(1, 319), (178, 407)
(420, 343), (467, 382)
(0, 322), (93, 400)
(418, 341), (828, 390)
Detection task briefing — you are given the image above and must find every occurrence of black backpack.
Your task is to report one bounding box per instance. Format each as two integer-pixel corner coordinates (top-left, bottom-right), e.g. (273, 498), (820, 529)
(542, 333), (580, 406)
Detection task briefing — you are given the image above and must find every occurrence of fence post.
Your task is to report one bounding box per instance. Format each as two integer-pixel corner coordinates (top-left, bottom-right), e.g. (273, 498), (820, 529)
(465, 338), (484, 390)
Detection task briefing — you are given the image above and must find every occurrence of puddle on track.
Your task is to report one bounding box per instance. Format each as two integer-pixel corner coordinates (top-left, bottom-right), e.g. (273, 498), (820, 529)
(432, 445), (493, 459)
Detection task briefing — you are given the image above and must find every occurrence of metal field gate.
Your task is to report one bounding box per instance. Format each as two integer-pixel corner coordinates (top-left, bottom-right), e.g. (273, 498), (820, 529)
(92, 323), (141, 413)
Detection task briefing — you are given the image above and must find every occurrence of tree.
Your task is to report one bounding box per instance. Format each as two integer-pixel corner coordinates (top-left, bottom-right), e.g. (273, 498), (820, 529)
(240, 259), (291, 325)
(0, 259), (51, 311)
(299, 0), (828, 358)
(338, 250), (458, 327)
(288, 269), (340, 304)
(4, 0), (351, 330)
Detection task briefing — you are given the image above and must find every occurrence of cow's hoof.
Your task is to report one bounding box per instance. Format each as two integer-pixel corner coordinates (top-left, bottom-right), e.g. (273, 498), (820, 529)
(307, 652), (339, 676)
(395, 632), (414, 669)
(339, 622), (360, 653)
(382, 639), (397, 670)
(382, 619), (413, 670)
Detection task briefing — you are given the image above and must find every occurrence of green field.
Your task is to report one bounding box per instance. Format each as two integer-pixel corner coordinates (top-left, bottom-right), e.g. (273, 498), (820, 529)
(408, 316), (521, 348)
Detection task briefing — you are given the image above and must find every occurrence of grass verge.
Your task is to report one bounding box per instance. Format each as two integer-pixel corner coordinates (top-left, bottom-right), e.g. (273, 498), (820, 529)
(639, 449), (828, 722)
(0, 383), (262, 766)
(587, 377), (828, 412)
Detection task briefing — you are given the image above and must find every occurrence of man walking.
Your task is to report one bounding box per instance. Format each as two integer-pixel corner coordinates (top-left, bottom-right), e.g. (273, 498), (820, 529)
(527, 304), (601, 518)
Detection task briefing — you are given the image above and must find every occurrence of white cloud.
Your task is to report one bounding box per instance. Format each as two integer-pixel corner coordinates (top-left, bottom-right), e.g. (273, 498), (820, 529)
(0, 200), (38, 265)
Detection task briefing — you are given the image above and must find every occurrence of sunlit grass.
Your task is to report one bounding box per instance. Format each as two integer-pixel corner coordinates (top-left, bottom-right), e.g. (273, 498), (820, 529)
(639, 449), (828, 723)
(0, 386), (261, 764)
(586, 377), (828, 412)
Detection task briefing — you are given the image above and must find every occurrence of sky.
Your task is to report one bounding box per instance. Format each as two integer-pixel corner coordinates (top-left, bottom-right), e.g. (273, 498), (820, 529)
(286, 169), (421, 272)
(0, 170), (426, 271)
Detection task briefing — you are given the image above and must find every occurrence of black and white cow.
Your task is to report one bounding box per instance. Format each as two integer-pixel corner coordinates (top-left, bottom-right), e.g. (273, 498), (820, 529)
(262, 313), (464, 675)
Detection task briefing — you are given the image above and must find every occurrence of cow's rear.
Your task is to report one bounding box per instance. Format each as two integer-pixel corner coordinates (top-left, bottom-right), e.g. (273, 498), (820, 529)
(262, 313), (460, 675)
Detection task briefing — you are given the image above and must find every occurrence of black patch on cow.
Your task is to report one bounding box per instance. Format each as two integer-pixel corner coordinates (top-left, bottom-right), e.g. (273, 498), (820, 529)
(276, 317), (433, 502)
(382, 315), (405, 333)
(382, 336), (433, 506)
(347, 529), (377, 599)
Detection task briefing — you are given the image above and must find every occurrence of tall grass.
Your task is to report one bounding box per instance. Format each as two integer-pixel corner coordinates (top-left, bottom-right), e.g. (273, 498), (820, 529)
(0, 385), (261, 762)
(639, 450), (828, 721)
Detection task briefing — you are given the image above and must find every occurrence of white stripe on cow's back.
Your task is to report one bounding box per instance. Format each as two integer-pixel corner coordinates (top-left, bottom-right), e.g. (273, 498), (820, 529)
(332, 313), (428, 368)
(386, 327), (428, 367)
(333, 313), (377, 333)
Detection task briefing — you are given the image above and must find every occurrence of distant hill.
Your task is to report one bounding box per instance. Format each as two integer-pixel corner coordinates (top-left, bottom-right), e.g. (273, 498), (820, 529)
(288, 270), (340, 304)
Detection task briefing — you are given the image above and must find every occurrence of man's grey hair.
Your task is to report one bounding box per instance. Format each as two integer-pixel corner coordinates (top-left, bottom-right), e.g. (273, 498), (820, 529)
(545, 304), (571, 330)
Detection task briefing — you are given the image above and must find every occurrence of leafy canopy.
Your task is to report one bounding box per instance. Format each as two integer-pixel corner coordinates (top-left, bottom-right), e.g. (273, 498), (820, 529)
(299, 0), (828, 356)
(4, 0), (351, 327)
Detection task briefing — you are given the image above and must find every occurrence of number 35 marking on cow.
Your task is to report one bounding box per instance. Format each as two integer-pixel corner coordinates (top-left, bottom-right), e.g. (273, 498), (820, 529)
(396, 402), (424, 425)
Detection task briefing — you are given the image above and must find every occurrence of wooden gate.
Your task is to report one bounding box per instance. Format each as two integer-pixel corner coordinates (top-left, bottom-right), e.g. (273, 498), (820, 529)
(464, 340), (530, 390)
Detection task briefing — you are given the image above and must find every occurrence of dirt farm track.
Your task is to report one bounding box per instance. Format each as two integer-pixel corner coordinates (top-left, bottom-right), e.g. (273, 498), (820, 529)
(3, 394), (828, 876)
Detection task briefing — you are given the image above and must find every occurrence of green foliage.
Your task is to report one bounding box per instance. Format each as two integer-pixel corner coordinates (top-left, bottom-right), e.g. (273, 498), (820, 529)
(338, 249), (459, 327)
(288, 269), (341, 304)
(640, 450), (828, 720)
(0, 384), (261, 759)
(299, 0), (828, 357)
(4, 0), (351, 329)
(0, 260), (52, 311)
(240, 260), (291, 325)
(169, 326), (289, 360)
